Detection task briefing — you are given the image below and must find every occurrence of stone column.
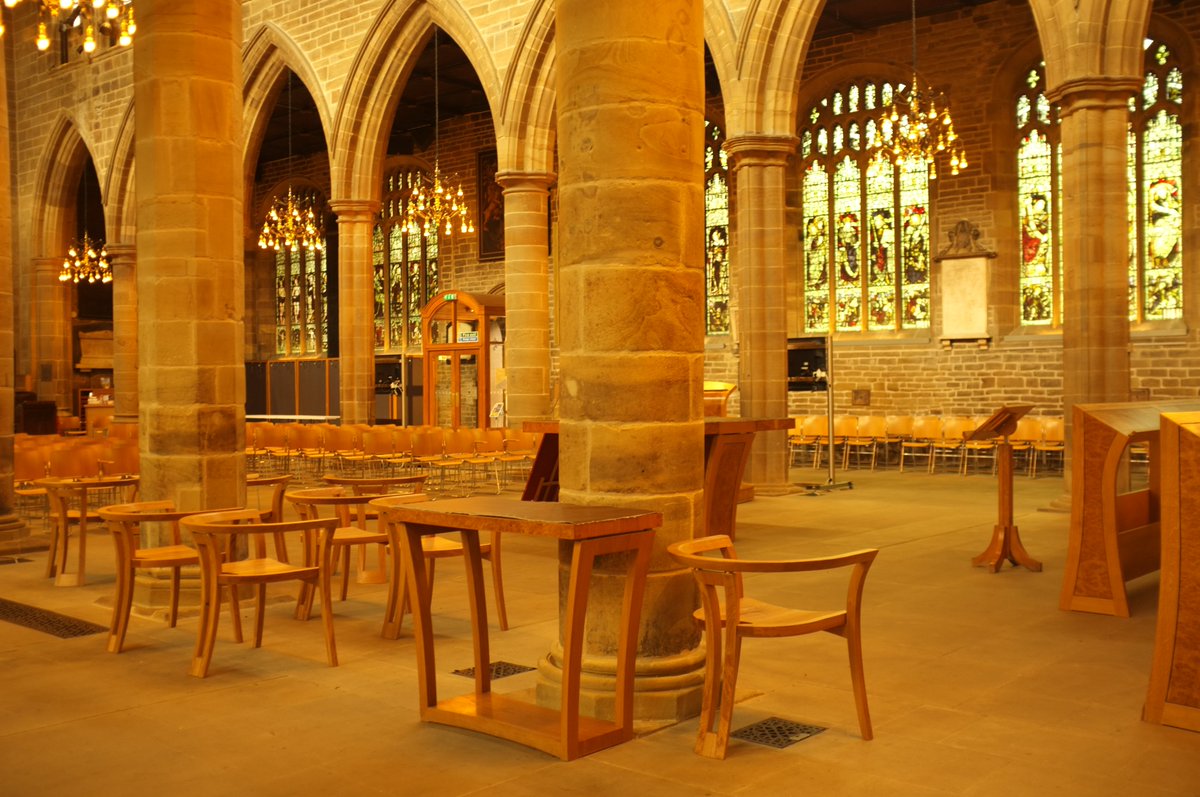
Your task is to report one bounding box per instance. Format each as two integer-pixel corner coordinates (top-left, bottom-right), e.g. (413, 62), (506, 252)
(726, 135), (795, 493)
(496, 171), (553, 424)
(32, 257), (71, 414)
(133, 0), (243, 510)
(329, 200), (379, 425)
(541, 0), (707, 721)
(107, 243), (138, 425)
(1050, 81), (1139, 429)
(0, 38), (25, 550)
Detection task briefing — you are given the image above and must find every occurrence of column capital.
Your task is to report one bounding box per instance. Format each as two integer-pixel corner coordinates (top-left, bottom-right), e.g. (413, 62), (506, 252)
(495, 171), (556, 194)
(1046, 76), (1141, 115)
(328, 198), (381, 222)
(723, 134), (797, 168)
(106, 242), (136, 265)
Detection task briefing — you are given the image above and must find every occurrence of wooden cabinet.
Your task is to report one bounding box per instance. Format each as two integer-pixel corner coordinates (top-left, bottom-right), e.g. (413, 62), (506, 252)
(421, 290), (505, 429)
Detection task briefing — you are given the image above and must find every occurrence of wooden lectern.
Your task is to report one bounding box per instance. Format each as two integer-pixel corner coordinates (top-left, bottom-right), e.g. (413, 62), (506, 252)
(969, 404), (1042, 573)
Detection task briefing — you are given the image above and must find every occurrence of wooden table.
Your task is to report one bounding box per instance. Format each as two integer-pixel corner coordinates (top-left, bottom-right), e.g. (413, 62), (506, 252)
(38, 474), (139, 586)
(371, 495), (661, 760)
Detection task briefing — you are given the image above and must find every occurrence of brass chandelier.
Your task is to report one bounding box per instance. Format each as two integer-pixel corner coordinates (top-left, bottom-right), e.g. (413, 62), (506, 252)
(60, 166), (111, 284)
(404, 29), (473, 240)
(1, 1), (136, 53)
(259, 73), (324, 253)
(870, 0), (966, 179)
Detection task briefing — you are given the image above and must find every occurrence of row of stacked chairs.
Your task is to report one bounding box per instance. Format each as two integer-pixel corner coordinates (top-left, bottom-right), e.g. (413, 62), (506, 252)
(788, 414), (1066, 477)
(246, 422), (541, 495)
(13, 429), (142, 523)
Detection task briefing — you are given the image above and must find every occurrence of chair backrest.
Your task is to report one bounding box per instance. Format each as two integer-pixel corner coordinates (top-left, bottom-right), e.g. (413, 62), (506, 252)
(910, 415), (943, 441)
(246, 473), (292, 522)
(834, 415), (860, 438)
(938, 416), (974, 442)
(321, 473), (427, 495)
(859, 415), (889, 439)
(411, 428), (444, 458)
(1040, 416), (1065, 443)
(886, 414), (914, 438)
(182, 510), (338, 564)
(47, 442), (101, 477)
(667, 534), (879, 621)
(443, 428), (477, 456)
(1010, 415), (1044, 444)
(802, 415), (829, 437)
(98, 500), (191, 549)
(473, 428), (505, 454)
(286, 486), (375, 529)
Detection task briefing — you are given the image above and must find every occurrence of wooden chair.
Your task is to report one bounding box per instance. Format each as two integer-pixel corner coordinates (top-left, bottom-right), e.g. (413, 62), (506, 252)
(899, 415), (941, 472)
(374, 495), (509, 638)
(181, 509), (340, 678)
(246, 473), (293, 559)
(839, 415), (885, 470)
(98, 501), (212, 653)
(1008, 415), (1045, 476)
(667, 535), (878, 759)
(930, 416), (972, 474)
(286, 486), (408, 609)
(962, 414), (1001, 475)
(1031, 416), (1065, 477)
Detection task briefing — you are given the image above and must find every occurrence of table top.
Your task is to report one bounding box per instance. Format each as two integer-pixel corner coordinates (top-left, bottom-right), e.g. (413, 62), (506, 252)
(37, 474), (138, 489)
(370, 495), (662, 541)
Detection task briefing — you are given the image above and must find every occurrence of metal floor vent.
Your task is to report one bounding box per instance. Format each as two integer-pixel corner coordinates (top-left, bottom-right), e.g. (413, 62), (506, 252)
(731, 717), (826, 749)
(0, 597), (107, 639)
(452, 661), (536, 680)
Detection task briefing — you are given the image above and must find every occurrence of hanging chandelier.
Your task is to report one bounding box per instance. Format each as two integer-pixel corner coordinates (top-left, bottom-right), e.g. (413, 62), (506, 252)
(404, 29), (474, 240)
(59, 233), (111, 283)
(259, 73), (324, 253)
(259, 187), (324, 252)
(1, 1), (136, 53)
(870, 0), (966, 179)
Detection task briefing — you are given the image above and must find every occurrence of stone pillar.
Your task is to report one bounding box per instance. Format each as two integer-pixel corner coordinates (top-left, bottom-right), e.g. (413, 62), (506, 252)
(107, 243), (138, 425)
(1050, 81), (1138, 432)
(726, 135), (795, 493)
(32, 257), (71, 414)
(496, 171), (554, 425)
(133, 0), (243, 510)
(0, 38), (26, 549)
(542, 0), (706, 721)
(329, 200), (379, 425)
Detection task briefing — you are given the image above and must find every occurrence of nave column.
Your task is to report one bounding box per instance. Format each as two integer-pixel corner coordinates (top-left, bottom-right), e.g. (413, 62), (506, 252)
(330, 200), (380, 425)
(726, 135), (795, 493)
(497, 171), (554, 424)
(107, 243), (138, 426)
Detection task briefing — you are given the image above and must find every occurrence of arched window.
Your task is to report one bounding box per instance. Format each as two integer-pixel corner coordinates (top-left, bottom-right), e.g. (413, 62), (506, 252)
(1129, 39), (1183, 322)
(800, 81), (931, 333)
(272, 186), (329, 355)
(704, 120), (731, 334)
(374, 163), (440, 351)
(1016, 63), (1062, 326)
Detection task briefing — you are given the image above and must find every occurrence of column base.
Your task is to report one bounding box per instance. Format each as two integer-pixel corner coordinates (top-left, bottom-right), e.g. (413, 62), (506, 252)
(129, 569), (202, 621)
(0, 514), (36, 557)
(536, 643), (706, 723)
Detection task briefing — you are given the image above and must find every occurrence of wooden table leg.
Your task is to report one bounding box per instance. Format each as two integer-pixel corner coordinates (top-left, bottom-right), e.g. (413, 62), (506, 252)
(459, 530), (491, 695)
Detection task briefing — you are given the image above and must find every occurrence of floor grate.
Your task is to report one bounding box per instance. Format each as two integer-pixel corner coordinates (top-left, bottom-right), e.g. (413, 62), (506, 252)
(0, 597), (108, 639)
(731, 717), (826, 749)
(452, 661), (536, 680)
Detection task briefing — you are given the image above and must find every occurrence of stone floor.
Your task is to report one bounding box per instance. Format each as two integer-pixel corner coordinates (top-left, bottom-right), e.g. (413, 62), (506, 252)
(2, 464), (1198, 796)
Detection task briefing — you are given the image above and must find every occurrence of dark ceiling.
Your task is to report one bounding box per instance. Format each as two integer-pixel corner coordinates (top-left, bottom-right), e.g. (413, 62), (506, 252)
(257, 32), (487, 170)
(257, 3), (990, 169)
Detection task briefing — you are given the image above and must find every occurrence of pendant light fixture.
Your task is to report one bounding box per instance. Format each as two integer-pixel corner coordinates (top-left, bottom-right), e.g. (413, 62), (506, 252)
(259, 72), (324, 253)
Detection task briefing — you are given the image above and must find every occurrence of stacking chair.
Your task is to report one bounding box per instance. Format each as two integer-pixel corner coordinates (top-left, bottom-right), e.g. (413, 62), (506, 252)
(1007, 415), (1045, 476)
(98, 501), (209, 653)
(181, 509), (340, 678)
(899, 415), (941, 472)
(667, 535), (878, 759)
(961, 415), (1000, 475)
(1031, 416), (1065, 477)
(797, 414), (830, 468)
(930, 416), (972, 474)
(840, 416), (887, 470)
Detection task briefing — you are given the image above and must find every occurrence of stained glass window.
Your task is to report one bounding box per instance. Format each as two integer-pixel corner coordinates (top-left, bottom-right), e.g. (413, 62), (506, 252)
(1128, 40), (1183, 321)
(1015, 63), (1062, 326)
(272, 186), (328, 355)
(801, 80), (931, 333)
(704, 120), (731, 334)
(374, 163), (439, 351)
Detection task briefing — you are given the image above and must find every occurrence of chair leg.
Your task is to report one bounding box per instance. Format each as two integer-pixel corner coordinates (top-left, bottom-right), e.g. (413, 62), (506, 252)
(318, 566), (338, 667)
(168, 567), (182, 628)
(694, 618), (723, 756)
(842, 624), (873, 741)
(190, 576), (222, 678)
(253, 583), (267, 648)
(488, 532), (508, 631)
(382, 545), (404, 639)
(108, 561), (134, 654)
(339, 546), (351, 601)
(228, 584), (244, 644)
(699, 627), (742, 759)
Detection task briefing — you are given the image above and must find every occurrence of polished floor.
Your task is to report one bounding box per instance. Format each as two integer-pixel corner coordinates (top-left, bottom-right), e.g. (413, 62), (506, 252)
(2, 463), (1198, 796)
